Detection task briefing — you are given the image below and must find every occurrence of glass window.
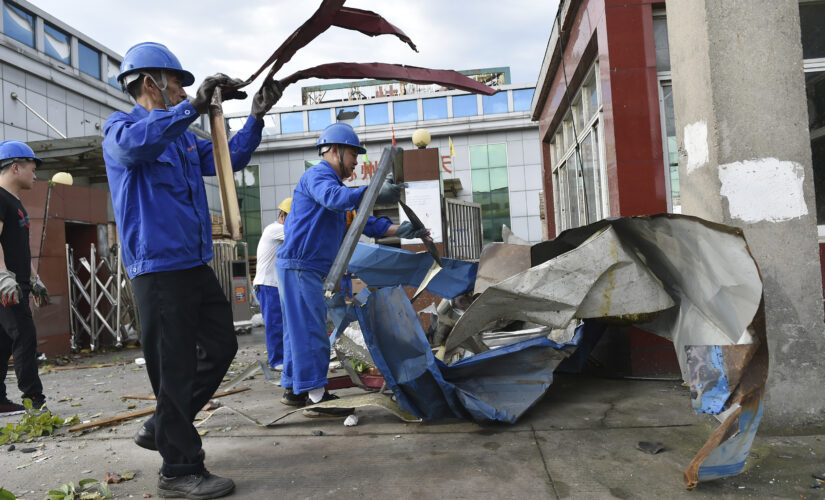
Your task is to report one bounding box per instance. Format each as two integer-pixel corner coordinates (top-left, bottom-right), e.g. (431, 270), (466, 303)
(3, 3), (34, 47)
(452, 94), (477, 117)
(806, 71), (825, 223)
(44, 23), (70, 64)
(335, 106), (361, 127)
(653, 17), (671, 72)
(393, 100), (418, 122)
(470, 144), (510, 243)
(482, 92), (508, 114)
(308, 108), (332, 131)
(78, 41), (100, 79)
(364, 103), (389, 125)
(107, 59), (120, 88)
(800, 2), (825, 60)
(512, 89), (535, 112)
(422, 97), (447, 120)
(235, 165), (261, 253)
(572, 95), (585, 134)
(280, 111), (304, 134)
(488, 143), (507, 167)
(589, 80), (599, 115)
(305, 159), (321, 170)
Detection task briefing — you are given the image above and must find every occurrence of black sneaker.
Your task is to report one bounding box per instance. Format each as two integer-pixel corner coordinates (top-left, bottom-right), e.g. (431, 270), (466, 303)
(280, 388), (308, 407)
(302, 391), (354, 418)
(0, 398), (26, 416)
(22, 397), (49, 416)
(157, 470), (234, 500)
(135, 423), (157, 451)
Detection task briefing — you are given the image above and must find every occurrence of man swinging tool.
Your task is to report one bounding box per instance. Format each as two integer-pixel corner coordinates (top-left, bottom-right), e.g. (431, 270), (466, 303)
(276, 123), (428, 415)
(103, 41), (282, 500)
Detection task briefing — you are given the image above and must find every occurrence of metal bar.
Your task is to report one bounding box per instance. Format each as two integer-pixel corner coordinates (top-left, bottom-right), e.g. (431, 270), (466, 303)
(323, 146), (401, 295)
(115, 246), (123, 345)
(89, 244), (97, 351)
(10, 92), (67, 139)
(66, 244), (78, 351)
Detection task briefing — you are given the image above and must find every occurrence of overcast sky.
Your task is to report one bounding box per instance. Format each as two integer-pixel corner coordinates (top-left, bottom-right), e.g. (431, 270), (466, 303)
(30, 0), (560, 114)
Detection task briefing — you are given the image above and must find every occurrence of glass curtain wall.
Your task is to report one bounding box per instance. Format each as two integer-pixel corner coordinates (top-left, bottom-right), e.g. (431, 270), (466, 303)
(470, 143), (510, 243)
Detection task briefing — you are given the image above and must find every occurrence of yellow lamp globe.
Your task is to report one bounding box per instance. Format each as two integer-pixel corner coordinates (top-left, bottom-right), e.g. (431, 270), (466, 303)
(412, 128), (431, 149)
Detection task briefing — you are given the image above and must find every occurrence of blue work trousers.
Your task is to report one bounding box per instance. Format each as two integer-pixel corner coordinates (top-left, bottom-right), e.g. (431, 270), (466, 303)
(255, 285), (283, 369)
(276, 267), (329, 394)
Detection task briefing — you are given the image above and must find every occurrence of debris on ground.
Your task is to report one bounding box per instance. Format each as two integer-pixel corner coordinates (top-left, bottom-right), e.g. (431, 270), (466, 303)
(44, 478), (112, 500)
(0, 402), (79, 444)
(637, 441), (665, 454)
(334, 214), (768, 489)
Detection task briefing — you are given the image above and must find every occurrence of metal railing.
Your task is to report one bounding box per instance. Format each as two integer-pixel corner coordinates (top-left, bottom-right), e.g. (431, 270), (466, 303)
(443, 198), (483, 261)
(66, 243), (140, 351)
(209, 240), (250, 303)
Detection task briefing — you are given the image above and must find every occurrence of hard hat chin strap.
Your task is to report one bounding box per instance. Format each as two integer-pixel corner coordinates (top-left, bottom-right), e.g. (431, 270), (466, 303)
(146, 71), (173, 110)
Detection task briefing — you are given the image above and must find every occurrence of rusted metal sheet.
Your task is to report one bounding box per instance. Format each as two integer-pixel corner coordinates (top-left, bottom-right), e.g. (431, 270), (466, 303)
(281, 63), (495, 96)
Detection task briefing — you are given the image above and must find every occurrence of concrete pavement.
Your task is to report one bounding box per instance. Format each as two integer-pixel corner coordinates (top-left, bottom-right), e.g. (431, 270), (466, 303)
(1, 328), (824, 499)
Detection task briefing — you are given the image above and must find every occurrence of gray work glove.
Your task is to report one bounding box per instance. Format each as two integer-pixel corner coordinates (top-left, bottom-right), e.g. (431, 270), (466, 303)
(251, 79), (284, 120)
(190, 73), (247, 114)
(396, 221), (429, 240)
(30, 275), (49, 307)
(0, 269), (20, 307)
(376, 178), (407, 205)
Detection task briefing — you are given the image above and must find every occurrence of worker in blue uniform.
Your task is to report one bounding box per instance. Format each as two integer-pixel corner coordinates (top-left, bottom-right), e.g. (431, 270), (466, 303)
(103, 41), (283, 500)
(275, 123), (428, 415)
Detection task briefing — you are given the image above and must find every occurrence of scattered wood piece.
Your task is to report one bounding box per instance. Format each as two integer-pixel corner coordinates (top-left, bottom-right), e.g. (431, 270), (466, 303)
(70, 387), (251, 433)
(121, 387), (250, 401)
(50, 363), (122, 371)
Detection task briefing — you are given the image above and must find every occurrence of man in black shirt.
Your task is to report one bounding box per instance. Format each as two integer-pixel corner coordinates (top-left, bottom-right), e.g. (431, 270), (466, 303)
(0, 140), (50, 415)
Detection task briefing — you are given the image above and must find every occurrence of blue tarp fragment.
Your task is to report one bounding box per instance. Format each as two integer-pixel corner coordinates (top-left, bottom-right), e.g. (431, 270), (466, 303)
(347, 242), (477, 299)
(352, 286), (582, 423)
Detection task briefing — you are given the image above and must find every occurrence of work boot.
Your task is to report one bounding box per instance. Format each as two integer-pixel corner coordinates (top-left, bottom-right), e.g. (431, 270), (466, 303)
(302, 391), (354, 418)
(135, 423), (157, 451)
(280, 388), (308, 407)
(157, 470), (234, 499)
(0, 398), (26, 416)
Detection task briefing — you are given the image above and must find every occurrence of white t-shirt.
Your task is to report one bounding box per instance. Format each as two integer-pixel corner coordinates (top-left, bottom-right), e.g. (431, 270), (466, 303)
(253, 221), (285, 288)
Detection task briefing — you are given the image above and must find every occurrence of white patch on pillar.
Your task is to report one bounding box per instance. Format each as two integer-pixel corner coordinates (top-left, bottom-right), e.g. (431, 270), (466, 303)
(684, 121), (709, 174)
(718, 158), (808, 223)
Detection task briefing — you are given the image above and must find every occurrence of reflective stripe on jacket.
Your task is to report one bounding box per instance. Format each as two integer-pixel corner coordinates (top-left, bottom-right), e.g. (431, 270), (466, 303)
(103, 100), (263, 278)
(276, 161), (392, 274)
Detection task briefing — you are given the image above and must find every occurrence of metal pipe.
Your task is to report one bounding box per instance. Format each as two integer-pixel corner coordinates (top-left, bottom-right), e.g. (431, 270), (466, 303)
(323, 146), (401, 295)
(10, 92), (67, 139)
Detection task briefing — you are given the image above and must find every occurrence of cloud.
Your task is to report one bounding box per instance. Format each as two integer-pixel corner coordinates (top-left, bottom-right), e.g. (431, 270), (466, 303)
(30, 0), (558, 113)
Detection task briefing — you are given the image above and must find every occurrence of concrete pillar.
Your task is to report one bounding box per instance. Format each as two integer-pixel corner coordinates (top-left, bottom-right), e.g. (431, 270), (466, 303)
(667, 0), (825, 429)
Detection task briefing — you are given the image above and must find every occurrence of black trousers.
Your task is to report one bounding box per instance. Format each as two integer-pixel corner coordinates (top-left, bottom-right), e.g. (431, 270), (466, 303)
(0, 287), (44, 403)
(131, 266), (237, 477)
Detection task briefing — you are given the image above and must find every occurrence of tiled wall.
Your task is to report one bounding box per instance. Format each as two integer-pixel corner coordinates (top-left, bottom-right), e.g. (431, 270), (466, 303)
(213, 125), (545, 245)
(1, 61), (121, 141)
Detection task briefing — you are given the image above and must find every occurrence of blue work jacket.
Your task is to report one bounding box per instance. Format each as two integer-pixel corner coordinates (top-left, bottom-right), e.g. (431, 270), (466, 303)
(277, 161), (392, 275)
(103, 100), (263, 278)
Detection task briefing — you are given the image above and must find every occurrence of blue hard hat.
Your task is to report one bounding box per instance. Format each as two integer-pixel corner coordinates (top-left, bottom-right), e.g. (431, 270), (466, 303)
(317, 123), (366, 154)
(0, 140), (42, 166)
(117, 42), (195, 89)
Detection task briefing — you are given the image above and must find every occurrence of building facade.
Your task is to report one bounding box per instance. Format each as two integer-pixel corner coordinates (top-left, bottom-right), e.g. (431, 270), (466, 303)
(219, 71), (543, 253)
(531, 0), (825, 425)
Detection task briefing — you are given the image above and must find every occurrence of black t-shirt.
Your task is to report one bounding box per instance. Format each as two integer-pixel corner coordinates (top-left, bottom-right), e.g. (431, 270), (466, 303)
(0, 186), (31, 284)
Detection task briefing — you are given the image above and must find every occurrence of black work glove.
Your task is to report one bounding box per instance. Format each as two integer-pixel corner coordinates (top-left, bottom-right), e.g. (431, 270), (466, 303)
(376, 178), (407, 205)
(190, 73), (246, 114)
(30, 275), (49, 307)
(396, 221), (429, 239)
(251, 79), (285, 120)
